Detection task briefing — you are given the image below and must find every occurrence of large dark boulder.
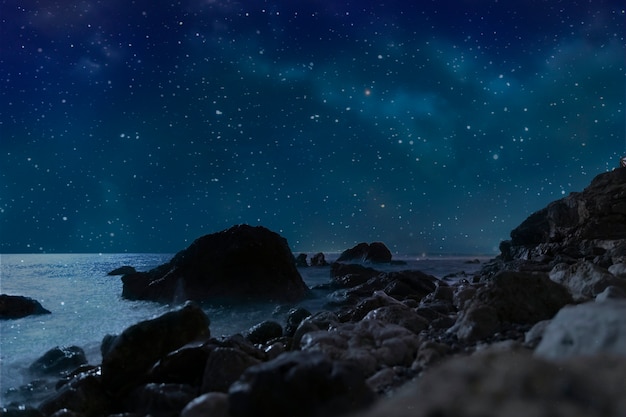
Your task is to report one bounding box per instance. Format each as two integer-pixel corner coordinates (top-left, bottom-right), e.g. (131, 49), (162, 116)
(29, 346), (87, 377)
(121, 225), (309, 303)
(336, 242), (392, 263)
(0, 294), (51, 319)
(100, 302), (210, 397)
(500, 168), (626, 262)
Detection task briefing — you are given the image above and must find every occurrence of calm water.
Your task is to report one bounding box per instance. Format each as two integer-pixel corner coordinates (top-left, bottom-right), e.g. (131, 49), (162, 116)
(0, 253), (487, 406)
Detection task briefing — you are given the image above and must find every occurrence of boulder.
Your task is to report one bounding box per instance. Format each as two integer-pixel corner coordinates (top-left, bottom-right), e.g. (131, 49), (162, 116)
(229, 351), (374, 417)
(181, 392), (230, 417)
(363, 304), (429, 335)
(336, 242), (392, 263)
(534, 300), (626, 359)
(352, 349), (626, 417)
(295, 253), (309, 267)
(100, 302), (210, 397)
(284, 307), (311, 337)
(38, 367), (110, 417)
(0, 294), (51, 319)
(29, 346), (87, 377)
(450, 271), (572, 342)
(126, 383), (197, 417)
(310, 252), (329, 266)
(330, 263), (382, 288)
(549, 260), (626, 300)
(245, 320), (283, 345)
(122, 225), (309, 303)
(148, 342), (211, 386)
(201, 347), (261, 393)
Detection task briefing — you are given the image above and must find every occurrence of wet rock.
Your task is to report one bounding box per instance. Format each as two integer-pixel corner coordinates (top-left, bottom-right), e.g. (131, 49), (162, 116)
(363, 304), (429, 335)
(101, 302), (210, 397)
(0, 294), (51, 319)
(121, 225), (309, 303)
(245, 320), (283, 345)
(300, 319), (420, 376)
(148, 342), (210, 386)
(310, 252), (329, 266)
(295, 253), (309, 267)
(201, 347), (261, 393)
(126, 383), (197, 417)
(595, 285), (626, 302)
(352, 349), (626, 417)
(29, 346), (87, 377)
(284, 307), (311, 337)
(38, 367), (110, 417)
(229, 351), (374, 417)
(550, 260), (626, 301)
(107, 266), (136, 276)
(292, 311), (340, 347)
(181, 392), (229, 417)
(336, 242), (392, 263)
(330, 263), (381, 288)
(535, 300), (626, 359)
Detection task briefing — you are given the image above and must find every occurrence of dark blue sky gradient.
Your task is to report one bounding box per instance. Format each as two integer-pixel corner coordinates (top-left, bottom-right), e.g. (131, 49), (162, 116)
(1, 0), (624, 254)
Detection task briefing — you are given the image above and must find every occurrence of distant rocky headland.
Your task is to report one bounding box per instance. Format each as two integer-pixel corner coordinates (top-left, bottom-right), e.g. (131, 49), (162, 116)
(2, 167), (625, 417)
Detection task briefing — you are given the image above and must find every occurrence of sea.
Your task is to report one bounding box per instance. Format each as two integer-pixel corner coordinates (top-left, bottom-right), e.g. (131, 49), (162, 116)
(0, 252), (489, 407)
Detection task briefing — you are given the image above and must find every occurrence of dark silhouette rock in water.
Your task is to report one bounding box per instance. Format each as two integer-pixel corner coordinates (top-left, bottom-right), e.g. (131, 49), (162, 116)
(29, 346), (88, 376)
(500, 167), (626, 263)
(0, 294), (51, 319)
(107, 266), (136, 276)
(295, 253), (309, 267)
(310, 252), (329, 266)
(336, 242), (392, 263)
(121, 225), (309, 303)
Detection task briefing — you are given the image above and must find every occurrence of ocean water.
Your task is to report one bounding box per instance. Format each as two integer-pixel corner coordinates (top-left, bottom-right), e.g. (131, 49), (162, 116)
(0, 253), (488, 406)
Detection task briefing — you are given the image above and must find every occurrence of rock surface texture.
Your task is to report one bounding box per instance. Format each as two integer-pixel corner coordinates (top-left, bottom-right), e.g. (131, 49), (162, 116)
(0, 294), (51, 319)
(121, 224), (309, 303)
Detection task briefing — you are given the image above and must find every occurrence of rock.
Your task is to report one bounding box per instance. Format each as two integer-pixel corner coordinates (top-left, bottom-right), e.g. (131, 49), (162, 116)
(0, 294), (51, 319)
(29, 346), (88, 377)
(148, 342), (211, 386)
(534, 300), (626, 359)
(299, 319), (421, 376)
(363, 304), (429, 334)
(284, 307), (311, 337)
(352, 349), (626, 417)
(292, 311), (341, 347)
(450, 271), (572, 342)
(121, 225), (309, 303)
(181, 392), (230, 417)
(38, 367), (110, 417)
(201, 347), (262, 393)
(0, 406), (45, 417)
(310, 252), (329, 266)
(497, 168), (626, 264)
(101, 302), (210, 397)
(107, 266), (136, 276)
(524, 319), (551, 348)
(609, 262), (626, 277)
(595, 285), (626, 302)
(295, 253), (309, 267)
(245, 320), (283, 345)
(229, 351), (374, 417)
(336, 242), (392, 263)
(330, 263), (381, 288)
(549, 260), (626, 301)
(126, 383), (197, 417)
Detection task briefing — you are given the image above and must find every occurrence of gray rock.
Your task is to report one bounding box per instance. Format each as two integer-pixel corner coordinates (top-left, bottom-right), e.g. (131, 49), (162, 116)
(352, 349), (626, 417)
(181, 392), (230, 417)
(201, 347), (261, 393)
(299, 319), (420, 376)
(363, 304), (429, 334)
(245, 320), (283, 345)
(609, 262), (626, 277)
(535, 300), (626, 359)
(29, 346), (87, 377)
(229, 351), (374, 417)
(38, 367), (110, 417)
(549, 260), (626, 301)
(595, 285), (626, 302)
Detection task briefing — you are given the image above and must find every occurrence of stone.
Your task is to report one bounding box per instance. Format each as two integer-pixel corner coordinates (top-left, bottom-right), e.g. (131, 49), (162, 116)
(181, 392), (230, 417)
(101, 302), (210, 396)
(534, 300), (626, 359)
(352, 349), (626, 417)
(363, 304), (429, 334)
(201, 347), (261, 393)
(229, 351), (374, 417)
(0, 294), (51, 319)
(609, 262), (626, 277)
(29, 346), (87, 377)
(284, 307), (311, 337)
(107, 266), (136, 276)
(126, 383), (197, 417)
(595, 285), (626, 302)
(121, 225), (309, 303)
(245, 320), (283, 345)
(336, 242), (392, 263)
(310, 252), (329, 266)
(549, 260), (626, 301)
(38, 367), (110, 417)
(148, 342), (211, 386)
(295, 253), (309, 267)
(299, 319), (421, 376)
(330, 263), (381, 288)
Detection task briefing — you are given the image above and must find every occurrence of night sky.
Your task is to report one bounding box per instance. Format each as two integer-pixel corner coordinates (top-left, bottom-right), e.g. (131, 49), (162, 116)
(1, 0), (624, 255)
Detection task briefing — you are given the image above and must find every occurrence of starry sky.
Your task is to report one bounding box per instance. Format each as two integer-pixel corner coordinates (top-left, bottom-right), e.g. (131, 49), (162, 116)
(1, 0), (624, 255)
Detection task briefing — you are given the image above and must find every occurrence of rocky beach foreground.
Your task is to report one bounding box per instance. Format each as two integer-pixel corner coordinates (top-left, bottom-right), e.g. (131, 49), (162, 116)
(2, 167), (626, 417)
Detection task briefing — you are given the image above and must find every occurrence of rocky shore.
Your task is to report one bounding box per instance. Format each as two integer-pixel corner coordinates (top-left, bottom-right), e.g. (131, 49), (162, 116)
(2, 167), (625, 417)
